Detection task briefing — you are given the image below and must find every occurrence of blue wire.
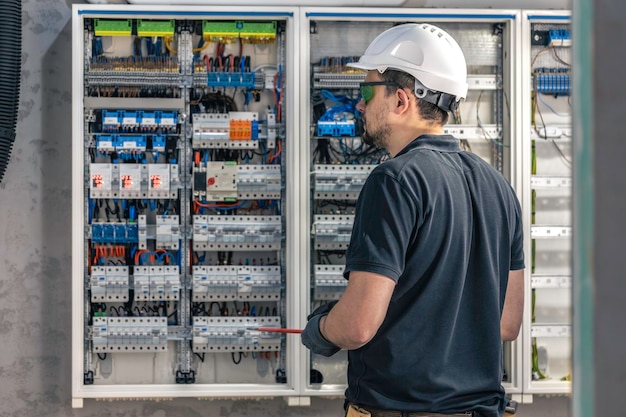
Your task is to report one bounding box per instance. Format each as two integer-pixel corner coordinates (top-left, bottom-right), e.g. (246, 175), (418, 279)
(537, 94), (570, 117)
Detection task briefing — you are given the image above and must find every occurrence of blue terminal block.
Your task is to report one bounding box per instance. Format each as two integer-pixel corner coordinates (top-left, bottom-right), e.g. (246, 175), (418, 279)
(126, 223), (139, 243)
(207, 71), (255, 88)
(152, 135), (167, 152)
(91, 223), (140, 244)
(157, 111), (178, 130)
(337, 121), (356, 137)
(120, 110), (141, 131)
(139, 110), (159, 131)
(536, 71), (570, 96)
(316, 121), (336, 137)
(251, 120), (259, 140)
(102, 110), (122, 131)
(95, 134), (117, 152)
(117, 135), (147, 151)
(548, 29), (570, 46)
(316, 121), (357, 137)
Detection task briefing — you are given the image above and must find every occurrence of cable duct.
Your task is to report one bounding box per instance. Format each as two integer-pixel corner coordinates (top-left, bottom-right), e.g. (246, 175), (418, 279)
(0, 0), (22, 183)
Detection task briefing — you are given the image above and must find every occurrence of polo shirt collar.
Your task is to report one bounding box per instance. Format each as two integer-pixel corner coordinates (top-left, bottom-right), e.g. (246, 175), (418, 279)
(396, 134), (462, 157)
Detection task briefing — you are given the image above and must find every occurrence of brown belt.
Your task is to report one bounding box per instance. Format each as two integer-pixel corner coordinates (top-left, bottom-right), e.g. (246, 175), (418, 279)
(347, 403), (473, 417)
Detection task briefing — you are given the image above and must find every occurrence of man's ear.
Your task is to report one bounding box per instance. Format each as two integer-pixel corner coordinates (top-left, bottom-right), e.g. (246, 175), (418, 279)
(396, 88), (410, 113)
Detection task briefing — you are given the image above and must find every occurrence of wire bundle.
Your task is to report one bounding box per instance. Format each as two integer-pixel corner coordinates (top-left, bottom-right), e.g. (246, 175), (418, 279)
(0, 0), (21, 183)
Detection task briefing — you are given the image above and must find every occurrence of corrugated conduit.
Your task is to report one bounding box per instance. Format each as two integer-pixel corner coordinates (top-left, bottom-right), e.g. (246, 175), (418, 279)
(0, 0), (22, 183)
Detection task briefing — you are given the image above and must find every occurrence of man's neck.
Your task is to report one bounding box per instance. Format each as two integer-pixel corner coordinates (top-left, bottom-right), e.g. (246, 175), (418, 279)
(388, 125), (444, 157)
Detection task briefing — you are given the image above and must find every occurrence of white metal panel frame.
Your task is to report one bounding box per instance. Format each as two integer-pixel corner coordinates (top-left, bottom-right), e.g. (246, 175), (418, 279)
(298, 7), (522, 398)
(520, 9), (573, 397)
(72, 3), (301, 406)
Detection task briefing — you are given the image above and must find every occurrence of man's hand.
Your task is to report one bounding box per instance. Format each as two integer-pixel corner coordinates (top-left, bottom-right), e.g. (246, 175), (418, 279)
(301, 301), (340, 357)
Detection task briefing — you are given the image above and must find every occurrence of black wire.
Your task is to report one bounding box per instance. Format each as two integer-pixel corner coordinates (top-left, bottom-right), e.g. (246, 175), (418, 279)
(97, 353), (107, 361)
(232, 352), (243, 365)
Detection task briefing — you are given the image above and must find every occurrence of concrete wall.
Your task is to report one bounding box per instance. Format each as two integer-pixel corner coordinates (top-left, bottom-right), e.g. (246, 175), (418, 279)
(0, 0), (570, 415)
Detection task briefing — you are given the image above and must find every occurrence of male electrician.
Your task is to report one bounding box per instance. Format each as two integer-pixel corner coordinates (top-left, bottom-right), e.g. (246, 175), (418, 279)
(302, 23), (524, 417)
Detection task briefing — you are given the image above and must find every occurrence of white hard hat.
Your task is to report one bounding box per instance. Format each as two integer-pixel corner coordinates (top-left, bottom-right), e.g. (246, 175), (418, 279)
(348, 23), (468, 101)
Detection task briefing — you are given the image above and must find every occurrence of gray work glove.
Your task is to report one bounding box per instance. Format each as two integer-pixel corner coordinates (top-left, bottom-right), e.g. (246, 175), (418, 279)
(301, 301), (340, 357)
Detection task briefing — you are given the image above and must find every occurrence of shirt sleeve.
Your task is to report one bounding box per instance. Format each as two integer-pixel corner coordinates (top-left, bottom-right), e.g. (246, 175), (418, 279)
(510, 195), (525, 271)
(343, 171), (419, 282)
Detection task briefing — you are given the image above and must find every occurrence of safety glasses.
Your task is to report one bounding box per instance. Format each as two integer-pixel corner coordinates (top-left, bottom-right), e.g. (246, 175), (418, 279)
(359, 81), (403, 104)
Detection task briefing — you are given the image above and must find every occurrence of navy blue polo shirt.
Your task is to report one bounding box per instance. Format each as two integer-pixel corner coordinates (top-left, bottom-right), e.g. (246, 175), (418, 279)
(343, 135), (524, 417)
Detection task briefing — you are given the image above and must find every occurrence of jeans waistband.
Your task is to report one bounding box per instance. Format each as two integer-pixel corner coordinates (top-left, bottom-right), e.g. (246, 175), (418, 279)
(348, 403), (473, 417)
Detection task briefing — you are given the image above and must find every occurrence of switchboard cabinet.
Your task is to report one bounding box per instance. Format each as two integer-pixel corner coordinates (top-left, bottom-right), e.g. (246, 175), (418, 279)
(297, 7), (523, 397)
(521, 10), (572, 396)
(71, 5), (301, 407)
(72, 3), (573, 407)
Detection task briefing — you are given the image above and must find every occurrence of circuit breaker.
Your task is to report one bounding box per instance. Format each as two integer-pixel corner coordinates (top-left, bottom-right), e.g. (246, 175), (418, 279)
(299, 8), (521, 396)
(72, 4), (298, 406)
(522, 11), (572, 395)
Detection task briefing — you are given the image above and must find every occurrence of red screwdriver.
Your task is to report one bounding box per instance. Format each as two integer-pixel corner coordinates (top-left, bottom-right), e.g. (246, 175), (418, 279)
(247, 326), (302, 334)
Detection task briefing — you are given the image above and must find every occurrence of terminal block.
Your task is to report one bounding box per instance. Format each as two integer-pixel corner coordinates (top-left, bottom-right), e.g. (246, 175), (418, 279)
(229, 112), (259, 140)
(92, 317), (168, 353)
(192, 265), (281, 301)
(534, 69), (570, 96)
(313, 164), (373, 200)
(94, 19), (132, 37)
(90, 266), (130, 302)
(102, 110), (179, 133)
(192, 316), (282, 353)
(133, 266), (180, 301)
(91, 221), (139, 244)
(192, 215), (282, 251)
(313, 215), (355, 250)
(117, 135), (147, 153)
(206, 71), (256, 89)
(313, 265), (348, 301)
(202, 21), (242, 43)
(312, 69), (364, 90)
(547, 29), (571, 47)
(239, 21), (277, 43)
(202, 20), (277, 44)
(137, 19), (175, 37)
(316, 119), (356, 137)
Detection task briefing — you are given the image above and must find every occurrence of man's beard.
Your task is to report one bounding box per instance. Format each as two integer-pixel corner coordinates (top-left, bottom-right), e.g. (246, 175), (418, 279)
(362, 119), (391, 149)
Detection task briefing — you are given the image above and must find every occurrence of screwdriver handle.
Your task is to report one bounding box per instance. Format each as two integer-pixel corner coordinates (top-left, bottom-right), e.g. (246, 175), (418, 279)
(252, 327), (303, 334)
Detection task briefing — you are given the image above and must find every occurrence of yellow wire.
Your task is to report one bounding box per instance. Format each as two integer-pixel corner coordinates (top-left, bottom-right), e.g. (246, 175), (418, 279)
(164, 37), (177, 54)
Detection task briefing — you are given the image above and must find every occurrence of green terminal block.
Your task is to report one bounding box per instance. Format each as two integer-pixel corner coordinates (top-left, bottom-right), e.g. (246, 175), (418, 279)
(137, 20), (175, 37)
(94, 19), (132, 37)
(240, 21), (277, 41)
(203, 21), (242, 41)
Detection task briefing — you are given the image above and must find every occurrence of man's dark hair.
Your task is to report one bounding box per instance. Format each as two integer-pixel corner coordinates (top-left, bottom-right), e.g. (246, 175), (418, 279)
(381, 69), (449, 125)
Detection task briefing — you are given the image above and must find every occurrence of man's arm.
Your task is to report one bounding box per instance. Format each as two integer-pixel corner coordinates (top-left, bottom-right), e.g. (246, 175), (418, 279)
(319, 270), (396, 350)
(501, 269), (524, 341)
